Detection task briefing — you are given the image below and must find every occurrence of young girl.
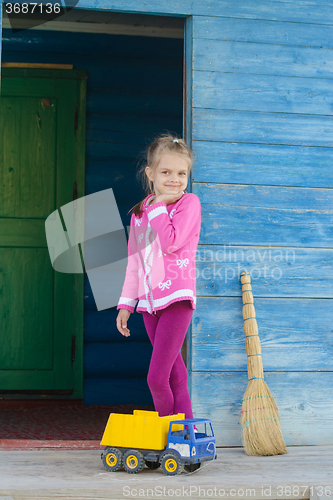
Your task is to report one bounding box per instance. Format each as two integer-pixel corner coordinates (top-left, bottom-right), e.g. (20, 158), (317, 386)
(116, 134), (201, 419)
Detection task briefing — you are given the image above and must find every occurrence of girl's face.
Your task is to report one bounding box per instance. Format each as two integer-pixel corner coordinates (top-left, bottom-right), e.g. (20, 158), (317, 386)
(145, 153), (189, 198)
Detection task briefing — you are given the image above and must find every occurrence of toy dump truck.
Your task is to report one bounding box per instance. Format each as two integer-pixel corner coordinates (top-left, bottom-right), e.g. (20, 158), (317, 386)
(101, 410), (216, 475)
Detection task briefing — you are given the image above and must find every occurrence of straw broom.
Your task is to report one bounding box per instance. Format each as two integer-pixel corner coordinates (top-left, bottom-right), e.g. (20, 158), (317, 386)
(240, 271), (287, 456)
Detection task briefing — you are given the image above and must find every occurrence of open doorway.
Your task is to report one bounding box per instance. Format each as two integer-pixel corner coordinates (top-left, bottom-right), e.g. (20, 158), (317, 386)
(0, 11), (185, 416)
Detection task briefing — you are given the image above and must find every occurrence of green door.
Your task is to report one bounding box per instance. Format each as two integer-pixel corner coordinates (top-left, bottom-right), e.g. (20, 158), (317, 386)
(0, 68), (86, 397)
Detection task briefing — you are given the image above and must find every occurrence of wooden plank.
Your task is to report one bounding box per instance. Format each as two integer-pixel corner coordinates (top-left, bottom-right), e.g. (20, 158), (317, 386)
(0, 219), (47, 247)
(191, 371), (333, 446)
(2, 52), (182, 91)
(53, 78), (81, 392)
(73, 77), (86, 398)
(1, 63), (73, 69)
(84, 310), (149, 343)
(192, 141), (333, 189)
(85, 140), (149, 161)
(1, 67), (86, 81)
(195, 245), (333, 298)
(70, 0), (333, 25)
(1, 26), (184, 59)
(199, 204), (333, 248)
(0, 449), (332, 499)
(87, 114), (182, 139)
(0, 371), (54, 389)
(84, 342), (152, 378)
(193, 108), (333, 147)
(193, 71), (333, 116)
(87, 89), (182, 116)
(83, 378), (153, 405)
(193, 16), (333, 48)
(1, 18), (184, 38)
(0, 76), (56, 97)
(191, 297), (333, 372)
(0, 97), (56, 218)
(195, 183), (333, 211)
(311, 486), (333, 500)
(85, 159), (146, 200)
(0, 248), (54, 371)
(193, 39), (333, 79)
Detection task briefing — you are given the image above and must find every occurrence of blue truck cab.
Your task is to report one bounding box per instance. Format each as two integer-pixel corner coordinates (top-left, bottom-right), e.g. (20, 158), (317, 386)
(165, 418), (217, 472)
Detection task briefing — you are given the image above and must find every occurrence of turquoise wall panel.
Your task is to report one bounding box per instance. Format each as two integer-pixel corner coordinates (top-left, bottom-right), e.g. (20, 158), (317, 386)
(193, 39), (333, 79)
(188, 12), (333, 446)
(194, 71), (333, 115)
(192, 297), (333, 372)
(75, 0), (333, 25)
(191, 372), (333, 446)
(192, 142), (333, 188)
(193, 16), (333, 47)
(195, 246), (333, 298)
(193, 108), (333, 147)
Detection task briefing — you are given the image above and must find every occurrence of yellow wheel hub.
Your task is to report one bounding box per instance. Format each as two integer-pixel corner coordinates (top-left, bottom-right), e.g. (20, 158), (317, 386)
(106, 453), (117, 467)
(165, 458), (177, 472)
(126, 455), (139, 469)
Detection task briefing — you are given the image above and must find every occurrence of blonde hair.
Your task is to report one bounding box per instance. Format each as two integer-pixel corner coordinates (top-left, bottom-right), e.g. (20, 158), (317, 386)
(130, 133), (193, 217)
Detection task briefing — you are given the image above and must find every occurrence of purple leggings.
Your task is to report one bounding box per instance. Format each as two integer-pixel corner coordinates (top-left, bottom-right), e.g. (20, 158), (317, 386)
(142, 300), (193, 419)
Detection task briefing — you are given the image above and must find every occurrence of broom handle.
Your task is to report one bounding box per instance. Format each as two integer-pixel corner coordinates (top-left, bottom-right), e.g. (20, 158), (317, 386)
(240, 271), (264, 381)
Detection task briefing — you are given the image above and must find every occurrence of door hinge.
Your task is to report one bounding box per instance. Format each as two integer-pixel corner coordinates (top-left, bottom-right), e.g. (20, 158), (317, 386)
(74, 102), (78, 137)
(71, 334), (76, 367)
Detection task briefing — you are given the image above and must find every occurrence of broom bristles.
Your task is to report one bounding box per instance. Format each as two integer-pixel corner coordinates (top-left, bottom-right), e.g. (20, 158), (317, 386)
(240, 271), (287, 456)
(241, 379), (287, 456)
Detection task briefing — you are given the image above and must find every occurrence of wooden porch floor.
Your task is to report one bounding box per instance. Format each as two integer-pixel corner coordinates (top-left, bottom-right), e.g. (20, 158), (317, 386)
(0, 445), (332, 500)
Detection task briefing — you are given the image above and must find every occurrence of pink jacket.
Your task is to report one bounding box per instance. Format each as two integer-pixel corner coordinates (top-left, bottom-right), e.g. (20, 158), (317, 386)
(117, 192), (201, 314)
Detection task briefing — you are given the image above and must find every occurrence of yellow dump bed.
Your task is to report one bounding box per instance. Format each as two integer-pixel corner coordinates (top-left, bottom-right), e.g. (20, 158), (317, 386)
(100, 410), (185, 450)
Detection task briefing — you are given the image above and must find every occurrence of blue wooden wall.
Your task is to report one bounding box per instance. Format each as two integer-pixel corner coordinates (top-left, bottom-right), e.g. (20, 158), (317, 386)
(188, 14), (333, 446)
(1, 26), (183, 405)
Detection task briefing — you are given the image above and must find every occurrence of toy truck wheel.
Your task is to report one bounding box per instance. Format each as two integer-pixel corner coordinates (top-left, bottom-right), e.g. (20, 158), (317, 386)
(102, 447), (123, 472)
(161, 452), (182, 476)
(145, 460), (160, 470)
(123, 449), (145, 474)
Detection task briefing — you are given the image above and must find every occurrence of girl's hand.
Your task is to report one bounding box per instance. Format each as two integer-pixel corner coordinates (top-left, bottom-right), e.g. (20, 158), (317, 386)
(153, 192), (183, 206)
(116, 309), (131, 337)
